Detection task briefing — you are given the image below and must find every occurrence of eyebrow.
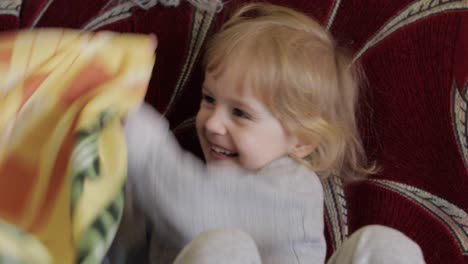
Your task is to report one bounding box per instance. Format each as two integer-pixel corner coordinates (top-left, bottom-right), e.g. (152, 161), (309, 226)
(231, 98), (260, 115)
(202, 86), (265, 117)
(201, 86), (212, 94)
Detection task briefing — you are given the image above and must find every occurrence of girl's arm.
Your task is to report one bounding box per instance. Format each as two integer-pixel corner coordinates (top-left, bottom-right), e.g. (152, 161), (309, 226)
(124, 103), (326, 263)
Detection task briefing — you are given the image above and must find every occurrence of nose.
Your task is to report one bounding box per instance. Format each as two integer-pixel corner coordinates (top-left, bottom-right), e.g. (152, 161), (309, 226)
(204, 109), (227, 135)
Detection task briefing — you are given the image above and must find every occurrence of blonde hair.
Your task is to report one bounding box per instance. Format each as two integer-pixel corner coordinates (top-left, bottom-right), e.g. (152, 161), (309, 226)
(203, 3), (376, 181)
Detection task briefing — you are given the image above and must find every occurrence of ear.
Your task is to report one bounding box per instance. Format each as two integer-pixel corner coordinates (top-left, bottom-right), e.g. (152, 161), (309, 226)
(289, 137), (317, 159)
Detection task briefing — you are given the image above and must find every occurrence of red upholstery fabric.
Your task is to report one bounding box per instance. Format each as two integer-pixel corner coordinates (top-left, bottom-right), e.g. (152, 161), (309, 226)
(1, 1), (467, 263)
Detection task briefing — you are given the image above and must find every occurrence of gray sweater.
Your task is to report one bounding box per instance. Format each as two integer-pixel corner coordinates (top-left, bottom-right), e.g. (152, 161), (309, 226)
(123, 103), (326, 263)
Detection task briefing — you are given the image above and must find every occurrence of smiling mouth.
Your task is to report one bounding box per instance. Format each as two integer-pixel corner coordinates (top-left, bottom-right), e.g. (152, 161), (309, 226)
(210, 144), (238, 158)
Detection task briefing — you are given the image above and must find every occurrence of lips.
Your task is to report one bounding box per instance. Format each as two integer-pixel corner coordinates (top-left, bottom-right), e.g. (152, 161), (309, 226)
(208, 142), (238, 160)
(211, 144), (236, 156)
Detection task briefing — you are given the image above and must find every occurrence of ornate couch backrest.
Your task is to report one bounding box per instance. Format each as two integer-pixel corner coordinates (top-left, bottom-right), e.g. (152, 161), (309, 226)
(1, 0), (467, 263)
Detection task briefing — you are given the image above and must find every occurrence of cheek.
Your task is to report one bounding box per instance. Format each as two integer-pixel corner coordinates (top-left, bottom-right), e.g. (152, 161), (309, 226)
(232, 130), (259, 153)
(195, 109), (205, 132)
(256, 130), (291, 156)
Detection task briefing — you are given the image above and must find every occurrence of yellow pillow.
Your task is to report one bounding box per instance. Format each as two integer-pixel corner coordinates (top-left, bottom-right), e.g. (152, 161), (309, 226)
(0, 29), (155, 263)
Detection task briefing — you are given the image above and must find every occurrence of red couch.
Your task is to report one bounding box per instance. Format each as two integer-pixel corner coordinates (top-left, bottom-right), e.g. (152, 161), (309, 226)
(2, 0), (467, 263)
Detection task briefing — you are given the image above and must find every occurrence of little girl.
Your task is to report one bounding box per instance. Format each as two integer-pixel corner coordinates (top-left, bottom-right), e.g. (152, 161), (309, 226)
(120, 3), (424, 264)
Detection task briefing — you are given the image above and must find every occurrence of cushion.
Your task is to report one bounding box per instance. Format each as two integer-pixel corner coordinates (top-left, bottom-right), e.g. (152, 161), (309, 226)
(0, 29), (155, 263)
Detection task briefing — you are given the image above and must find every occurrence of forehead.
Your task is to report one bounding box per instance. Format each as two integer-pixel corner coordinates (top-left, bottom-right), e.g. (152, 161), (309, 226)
(204, 57), (269, 101)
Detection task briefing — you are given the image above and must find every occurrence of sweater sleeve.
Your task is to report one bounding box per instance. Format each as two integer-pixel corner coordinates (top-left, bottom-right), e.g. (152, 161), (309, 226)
(124, 103), (326, 264)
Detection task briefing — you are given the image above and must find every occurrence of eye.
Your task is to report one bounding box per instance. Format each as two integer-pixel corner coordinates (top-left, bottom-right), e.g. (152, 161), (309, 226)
(232, 108), (250, 119)
(202, 94), (215, 104)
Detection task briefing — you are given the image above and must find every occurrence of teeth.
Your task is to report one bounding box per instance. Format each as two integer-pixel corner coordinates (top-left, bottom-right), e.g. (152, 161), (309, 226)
(211, 145), (234, 155)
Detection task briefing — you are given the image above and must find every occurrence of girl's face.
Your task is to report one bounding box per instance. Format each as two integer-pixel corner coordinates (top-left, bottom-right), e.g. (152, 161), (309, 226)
(196, 70), (298, 171)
